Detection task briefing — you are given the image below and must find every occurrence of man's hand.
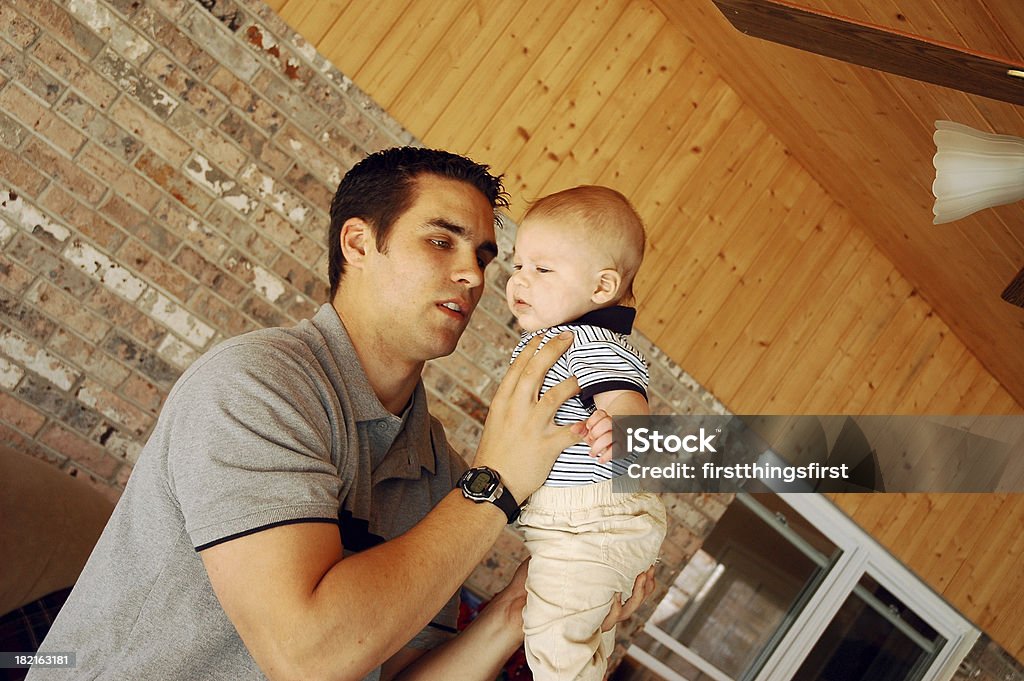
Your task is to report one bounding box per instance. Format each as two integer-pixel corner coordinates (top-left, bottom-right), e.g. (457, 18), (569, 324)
(474, 333), (584, 502)
(601, 565), (657, 632)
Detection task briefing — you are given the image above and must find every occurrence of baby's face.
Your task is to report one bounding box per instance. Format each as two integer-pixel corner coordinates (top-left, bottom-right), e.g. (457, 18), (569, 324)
(506, 217), (610, 332)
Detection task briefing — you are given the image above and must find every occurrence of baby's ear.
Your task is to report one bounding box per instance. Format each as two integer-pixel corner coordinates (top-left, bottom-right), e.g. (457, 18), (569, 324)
(592, 269), (622, 305)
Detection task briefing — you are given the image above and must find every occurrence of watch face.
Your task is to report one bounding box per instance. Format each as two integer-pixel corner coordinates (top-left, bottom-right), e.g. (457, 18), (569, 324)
(463, 468), (498, 498)
(468, 473), (493, 494)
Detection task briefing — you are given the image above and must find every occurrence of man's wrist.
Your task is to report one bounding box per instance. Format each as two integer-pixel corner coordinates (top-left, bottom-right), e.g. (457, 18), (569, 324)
(456, 466), (522, 523)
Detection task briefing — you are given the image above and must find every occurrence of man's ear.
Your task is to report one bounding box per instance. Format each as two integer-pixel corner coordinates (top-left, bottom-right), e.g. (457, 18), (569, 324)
(592, 269), (622, 305)
(339, 217), (370, 268)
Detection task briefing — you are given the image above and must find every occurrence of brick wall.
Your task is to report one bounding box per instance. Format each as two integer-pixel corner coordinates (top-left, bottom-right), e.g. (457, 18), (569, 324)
(0, 0), (733, 670)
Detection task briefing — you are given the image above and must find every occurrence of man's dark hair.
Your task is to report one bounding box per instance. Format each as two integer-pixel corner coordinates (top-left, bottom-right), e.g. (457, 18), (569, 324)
(328, 147), (509, 299)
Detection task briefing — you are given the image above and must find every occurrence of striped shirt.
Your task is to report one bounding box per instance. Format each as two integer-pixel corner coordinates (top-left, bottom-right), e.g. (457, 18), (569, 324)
(510, 306), (649, 487)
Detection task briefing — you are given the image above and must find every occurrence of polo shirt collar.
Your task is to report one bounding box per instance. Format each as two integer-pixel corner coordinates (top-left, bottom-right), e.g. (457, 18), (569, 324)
(567, 305), (636, 334)
(310, 304), (437, 478)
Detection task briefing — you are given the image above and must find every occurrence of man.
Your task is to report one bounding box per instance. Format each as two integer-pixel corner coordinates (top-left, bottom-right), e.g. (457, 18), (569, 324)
(32, 148), (652, 681)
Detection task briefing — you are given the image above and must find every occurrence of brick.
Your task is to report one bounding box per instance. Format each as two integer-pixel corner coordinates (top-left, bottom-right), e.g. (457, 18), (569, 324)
(25, 279), (110, 342)
(94, 48), (177, 119)
(142, 51), (225, 123)
(167, 109), (248, 175)
(134, 7), (218, 80)
(207, 65), (255, 109)
(108, 95), (190, 165)
(188, 287), (253, 337)
(101, 332), (180, 385)
(30, 35), (118, 110)
(16, 1), (105, 61)
(48, 327), (131, 388)
(153, 199), (228, 260)
(16, 372), (100, 434)
(119, 371), (164, 413)
(303, 81), (375, 142)
(0, 4), (41, 48)
(0, 325), (79, 389)
(134, 150), (214, 214)
(138, 288), (215, 349)
(241, 23), (313, 87)
(66, 0), (154, 64)
(38, 184), (126, 252)
(278, 121), (345, 187)
(156, 333), (199, 370)
(116, 237), (194, 302)
(241, 293), (286, 329)
(1, 189), (71, 248)
(63, 239), (148, 302)
(239, 164), (311, 226)
(93, 421), (145, 465)
(55, 91), (142, 163)
(100, 195), (180, 257)
(0, 252), (35, 294)
(6, 232), (94, 297)
(0, 41), (65, 106)
(76, 377), (153, 435)
(173, 245), (247, 300)
(39, 422), (120, 478)
(0, 147), (49, 197)
(246, 205), (321, 263)
(0, 84), (86, 156)
(22, 137), (105, 204)
(199, 0), (245, 33)
(0, 391), (48, 434)
(271, 251), (324, 300)
(0, 110), (27, 149)
(0, 355), (25, 389)
(283, 166), (333, 221)
(82, 285), (140, 329)
(182, 9), (259, 80)
(0, 290), (57, 343)
(315, 127), (365, 176)
(252, 69), (323, 134)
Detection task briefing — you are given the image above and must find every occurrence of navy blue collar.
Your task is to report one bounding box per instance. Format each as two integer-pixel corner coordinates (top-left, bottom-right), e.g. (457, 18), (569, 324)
(568, 306), (636, 335)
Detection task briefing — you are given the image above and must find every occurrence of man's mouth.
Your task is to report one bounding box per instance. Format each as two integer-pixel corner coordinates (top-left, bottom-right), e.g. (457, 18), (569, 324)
(439, 301), (467, 318)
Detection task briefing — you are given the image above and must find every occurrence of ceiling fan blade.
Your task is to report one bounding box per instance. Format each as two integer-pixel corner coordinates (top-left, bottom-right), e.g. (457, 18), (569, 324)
(1003, 267), (1024, 308)
(712, 0), (1024, 106)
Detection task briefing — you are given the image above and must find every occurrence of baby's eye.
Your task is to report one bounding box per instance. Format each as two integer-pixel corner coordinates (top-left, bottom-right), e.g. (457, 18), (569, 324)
(536, 267), (552, 274)
(511, 264), (522, 271)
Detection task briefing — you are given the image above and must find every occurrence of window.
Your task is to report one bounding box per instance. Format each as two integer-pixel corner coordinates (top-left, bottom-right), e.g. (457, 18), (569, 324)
(617, 492), (978, 681)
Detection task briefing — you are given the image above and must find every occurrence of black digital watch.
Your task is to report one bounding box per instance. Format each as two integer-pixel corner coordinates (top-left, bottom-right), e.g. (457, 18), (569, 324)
(457, 466), (521, 523)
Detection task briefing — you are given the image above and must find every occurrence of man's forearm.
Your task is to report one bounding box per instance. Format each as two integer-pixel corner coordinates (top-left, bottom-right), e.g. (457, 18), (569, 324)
(300, 490), (509, 679)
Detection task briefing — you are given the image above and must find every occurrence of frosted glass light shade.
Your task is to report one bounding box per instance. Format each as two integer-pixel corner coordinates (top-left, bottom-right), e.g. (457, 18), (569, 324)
(932, 120), (1024, 224)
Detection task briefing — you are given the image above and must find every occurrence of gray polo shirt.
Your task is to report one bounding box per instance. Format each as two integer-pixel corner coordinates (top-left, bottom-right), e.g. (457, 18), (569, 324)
(31, 304), (467, 680)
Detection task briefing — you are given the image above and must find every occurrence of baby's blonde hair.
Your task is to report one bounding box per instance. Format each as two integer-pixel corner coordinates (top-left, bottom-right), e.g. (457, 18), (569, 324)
(523, 185), (646, 302)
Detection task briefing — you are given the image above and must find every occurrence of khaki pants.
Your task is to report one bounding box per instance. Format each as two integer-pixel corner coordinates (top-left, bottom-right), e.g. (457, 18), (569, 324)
(519, 479), (666, 681)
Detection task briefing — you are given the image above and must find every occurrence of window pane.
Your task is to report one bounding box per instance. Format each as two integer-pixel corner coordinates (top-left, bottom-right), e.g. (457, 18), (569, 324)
(791, 573), (944, 681)
(639, 494), (840, 680)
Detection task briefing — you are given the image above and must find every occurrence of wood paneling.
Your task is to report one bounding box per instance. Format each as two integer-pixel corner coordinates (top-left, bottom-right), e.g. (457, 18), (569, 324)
(268, 0), (1024, 658)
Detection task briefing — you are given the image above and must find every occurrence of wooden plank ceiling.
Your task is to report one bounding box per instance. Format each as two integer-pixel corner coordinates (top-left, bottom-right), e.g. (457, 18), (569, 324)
(266, 0), (1024, 658)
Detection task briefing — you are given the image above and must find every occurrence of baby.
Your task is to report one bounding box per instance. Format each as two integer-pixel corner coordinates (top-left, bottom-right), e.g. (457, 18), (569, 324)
(506, 185), (666, 681)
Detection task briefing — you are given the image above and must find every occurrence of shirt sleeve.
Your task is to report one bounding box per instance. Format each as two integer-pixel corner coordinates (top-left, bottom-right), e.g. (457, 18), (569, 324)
(164, 340), (344, 551)
(565, 332), (649, 409)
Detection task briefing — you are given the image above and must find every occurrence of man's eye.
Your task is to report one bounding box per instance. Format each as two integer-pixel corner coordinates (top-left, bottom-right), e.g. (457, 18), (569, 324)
(431, 239), (451, 249)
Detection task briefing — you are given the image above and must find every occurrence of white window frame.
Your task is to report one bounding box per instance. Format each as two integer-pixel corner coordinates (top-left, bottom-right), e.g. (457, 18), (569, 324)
(627, 492), (979, 681)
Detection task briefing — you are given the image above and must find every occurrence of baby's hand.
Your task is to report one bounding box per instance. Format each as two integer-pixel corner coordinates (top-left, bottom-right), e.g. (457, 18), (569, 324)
(582, 408), (615, 463)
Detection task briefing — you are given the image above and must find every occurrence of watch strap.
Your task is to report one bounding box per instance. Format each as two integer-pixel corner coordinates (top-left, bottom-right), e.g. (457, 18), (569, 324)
(492, 484), (521, 524)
